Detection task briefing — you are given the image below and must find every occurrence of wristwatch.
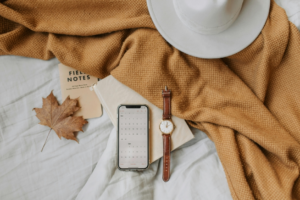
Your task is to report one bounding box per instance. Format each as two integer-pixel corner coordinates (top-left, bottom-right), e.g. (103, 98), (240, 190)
(159, 86), (175, 182)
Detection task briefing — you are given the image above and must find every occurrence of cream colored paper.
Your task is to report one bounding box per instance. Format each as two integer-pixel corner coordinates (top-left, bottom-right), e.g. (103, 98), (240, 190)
(92, 75), (194, 163)
(58, 64), (102, 119)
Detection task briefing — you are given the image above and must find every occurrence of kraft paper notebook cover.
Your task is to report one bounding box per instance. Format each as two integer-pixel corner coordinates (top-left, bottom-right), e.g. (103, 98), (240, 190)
(58, 63), (102, 119)
(92, 75), (194, 163)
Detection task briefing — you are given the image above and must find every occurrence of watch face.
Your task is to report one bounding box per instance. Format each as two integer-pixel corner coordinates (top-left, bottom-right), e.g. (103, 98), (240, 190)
(159, 120), (174, 134)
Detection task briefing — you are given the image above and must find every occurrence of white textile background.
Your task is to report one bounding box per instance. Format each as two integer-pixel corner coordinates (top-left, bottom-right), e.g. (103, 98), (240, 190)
(0, 1), (299, 199)
(0, 57), (230, 200)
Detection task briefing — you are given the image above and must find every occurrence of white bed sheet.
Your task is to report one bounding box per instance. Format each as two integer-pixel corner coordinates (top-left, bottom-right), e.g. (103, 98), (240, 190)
(0, 1), (299, 199)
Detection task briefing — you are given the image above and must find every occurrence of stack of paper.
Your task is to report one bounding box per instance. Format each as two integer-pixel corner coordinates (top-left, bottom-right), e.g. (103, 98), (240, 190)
(92, 75), (194, 163)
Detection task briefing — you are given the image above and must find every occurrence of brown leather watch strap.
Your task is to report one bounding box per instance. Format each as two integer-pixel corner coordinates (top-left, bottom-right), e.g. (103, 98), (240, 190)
(162, 87), (171, 120)
(162, 134), (171, 182)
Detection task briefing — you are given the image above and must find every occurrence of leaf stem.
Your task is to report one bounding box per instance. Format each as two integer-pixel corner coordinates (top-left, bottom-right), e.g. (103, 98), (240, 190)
(41, 129), (52, 152)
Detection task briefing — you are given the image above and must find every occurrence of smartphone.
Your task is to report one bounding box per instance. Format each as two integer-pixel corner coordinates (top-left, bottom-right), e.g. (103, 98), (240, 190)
(117, 105), (149, 171)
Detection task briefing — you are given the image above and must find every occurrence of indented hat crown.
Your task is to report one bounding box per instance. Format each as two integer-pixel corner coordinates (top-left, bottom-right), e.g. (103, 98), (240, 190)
(173, 0), (244, 35)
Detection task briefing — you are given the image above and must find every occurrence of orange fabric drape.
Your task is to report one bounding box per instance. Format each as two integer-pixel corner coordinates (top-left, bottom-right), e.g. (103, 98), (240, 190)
(1, 0), (300, 199)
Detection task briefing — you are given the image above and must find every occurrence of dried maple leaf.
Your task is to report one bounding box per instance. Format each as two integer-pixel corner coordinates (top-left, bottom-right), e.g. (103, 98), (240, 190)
(33, 91), (88, 151)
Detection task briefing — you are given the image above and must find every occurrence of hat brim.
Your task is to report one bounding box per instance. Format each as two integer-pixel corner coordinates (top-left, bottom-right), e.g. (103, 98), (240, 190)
(147, 0), (270, 59)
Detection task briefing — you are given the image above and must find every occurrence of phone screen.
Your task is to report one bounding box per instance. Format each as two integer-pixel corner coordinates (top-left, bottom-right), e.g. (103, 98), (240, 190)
(118, 105), (149, 169)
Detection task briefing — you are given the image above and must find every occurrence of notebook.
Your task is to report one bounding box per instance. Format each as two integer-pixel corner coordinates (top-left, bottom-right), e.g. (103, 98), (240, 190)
(58, 63), (102, 119)
(92, 75), (194, 163)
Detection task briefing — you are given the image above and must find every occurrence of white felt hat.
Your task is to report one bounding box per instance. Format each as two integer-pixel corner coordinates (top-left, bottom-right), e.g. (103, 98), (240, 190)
(147, 0), (270, 59)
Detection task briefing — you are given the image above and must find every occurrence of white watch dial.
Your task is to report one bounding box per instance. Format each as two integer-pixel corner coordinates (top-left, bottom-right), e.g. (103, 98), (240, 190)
(160, 120), (174, 134)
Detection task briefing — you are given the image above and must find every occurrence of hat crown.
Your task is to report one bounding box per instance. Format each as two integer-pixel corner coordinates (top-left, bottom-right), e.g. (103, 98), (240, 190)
(173, 0), (244, 35)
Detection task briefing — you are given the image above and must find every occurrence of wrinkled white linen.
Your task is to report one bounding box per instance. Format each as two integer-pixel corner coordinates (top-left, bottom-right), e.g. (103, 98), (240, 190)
(275, 0), (300, 28)
(76, 127), (231, 200)
(0, 57), (114, 200)
(0, 1), (299, 199)
(0, 56), (231, 200)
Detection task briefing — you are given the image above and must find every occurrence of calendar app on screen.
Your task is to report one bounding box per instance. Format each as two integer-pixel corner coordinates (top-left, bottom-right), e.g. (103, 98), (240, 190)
(118, 105), (148, 169)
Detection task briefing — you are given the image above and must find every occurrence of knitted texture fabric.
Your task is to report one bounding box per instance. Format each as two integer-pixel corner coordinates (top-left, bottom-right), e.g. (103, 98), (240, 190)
(1, 0), (300, 199)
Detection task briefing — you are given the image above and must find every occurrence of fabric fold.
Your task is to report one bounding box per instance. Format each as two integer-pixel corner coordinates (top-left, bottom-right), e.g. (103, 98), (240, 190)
(1, 0), (300, 199)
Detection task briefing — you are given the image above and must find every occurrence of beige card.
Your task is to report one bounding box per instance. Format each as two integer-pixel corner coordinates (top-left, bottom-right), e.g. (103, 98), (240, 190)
(58, 64), (102, 119)
(92, 75), (194, 163)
